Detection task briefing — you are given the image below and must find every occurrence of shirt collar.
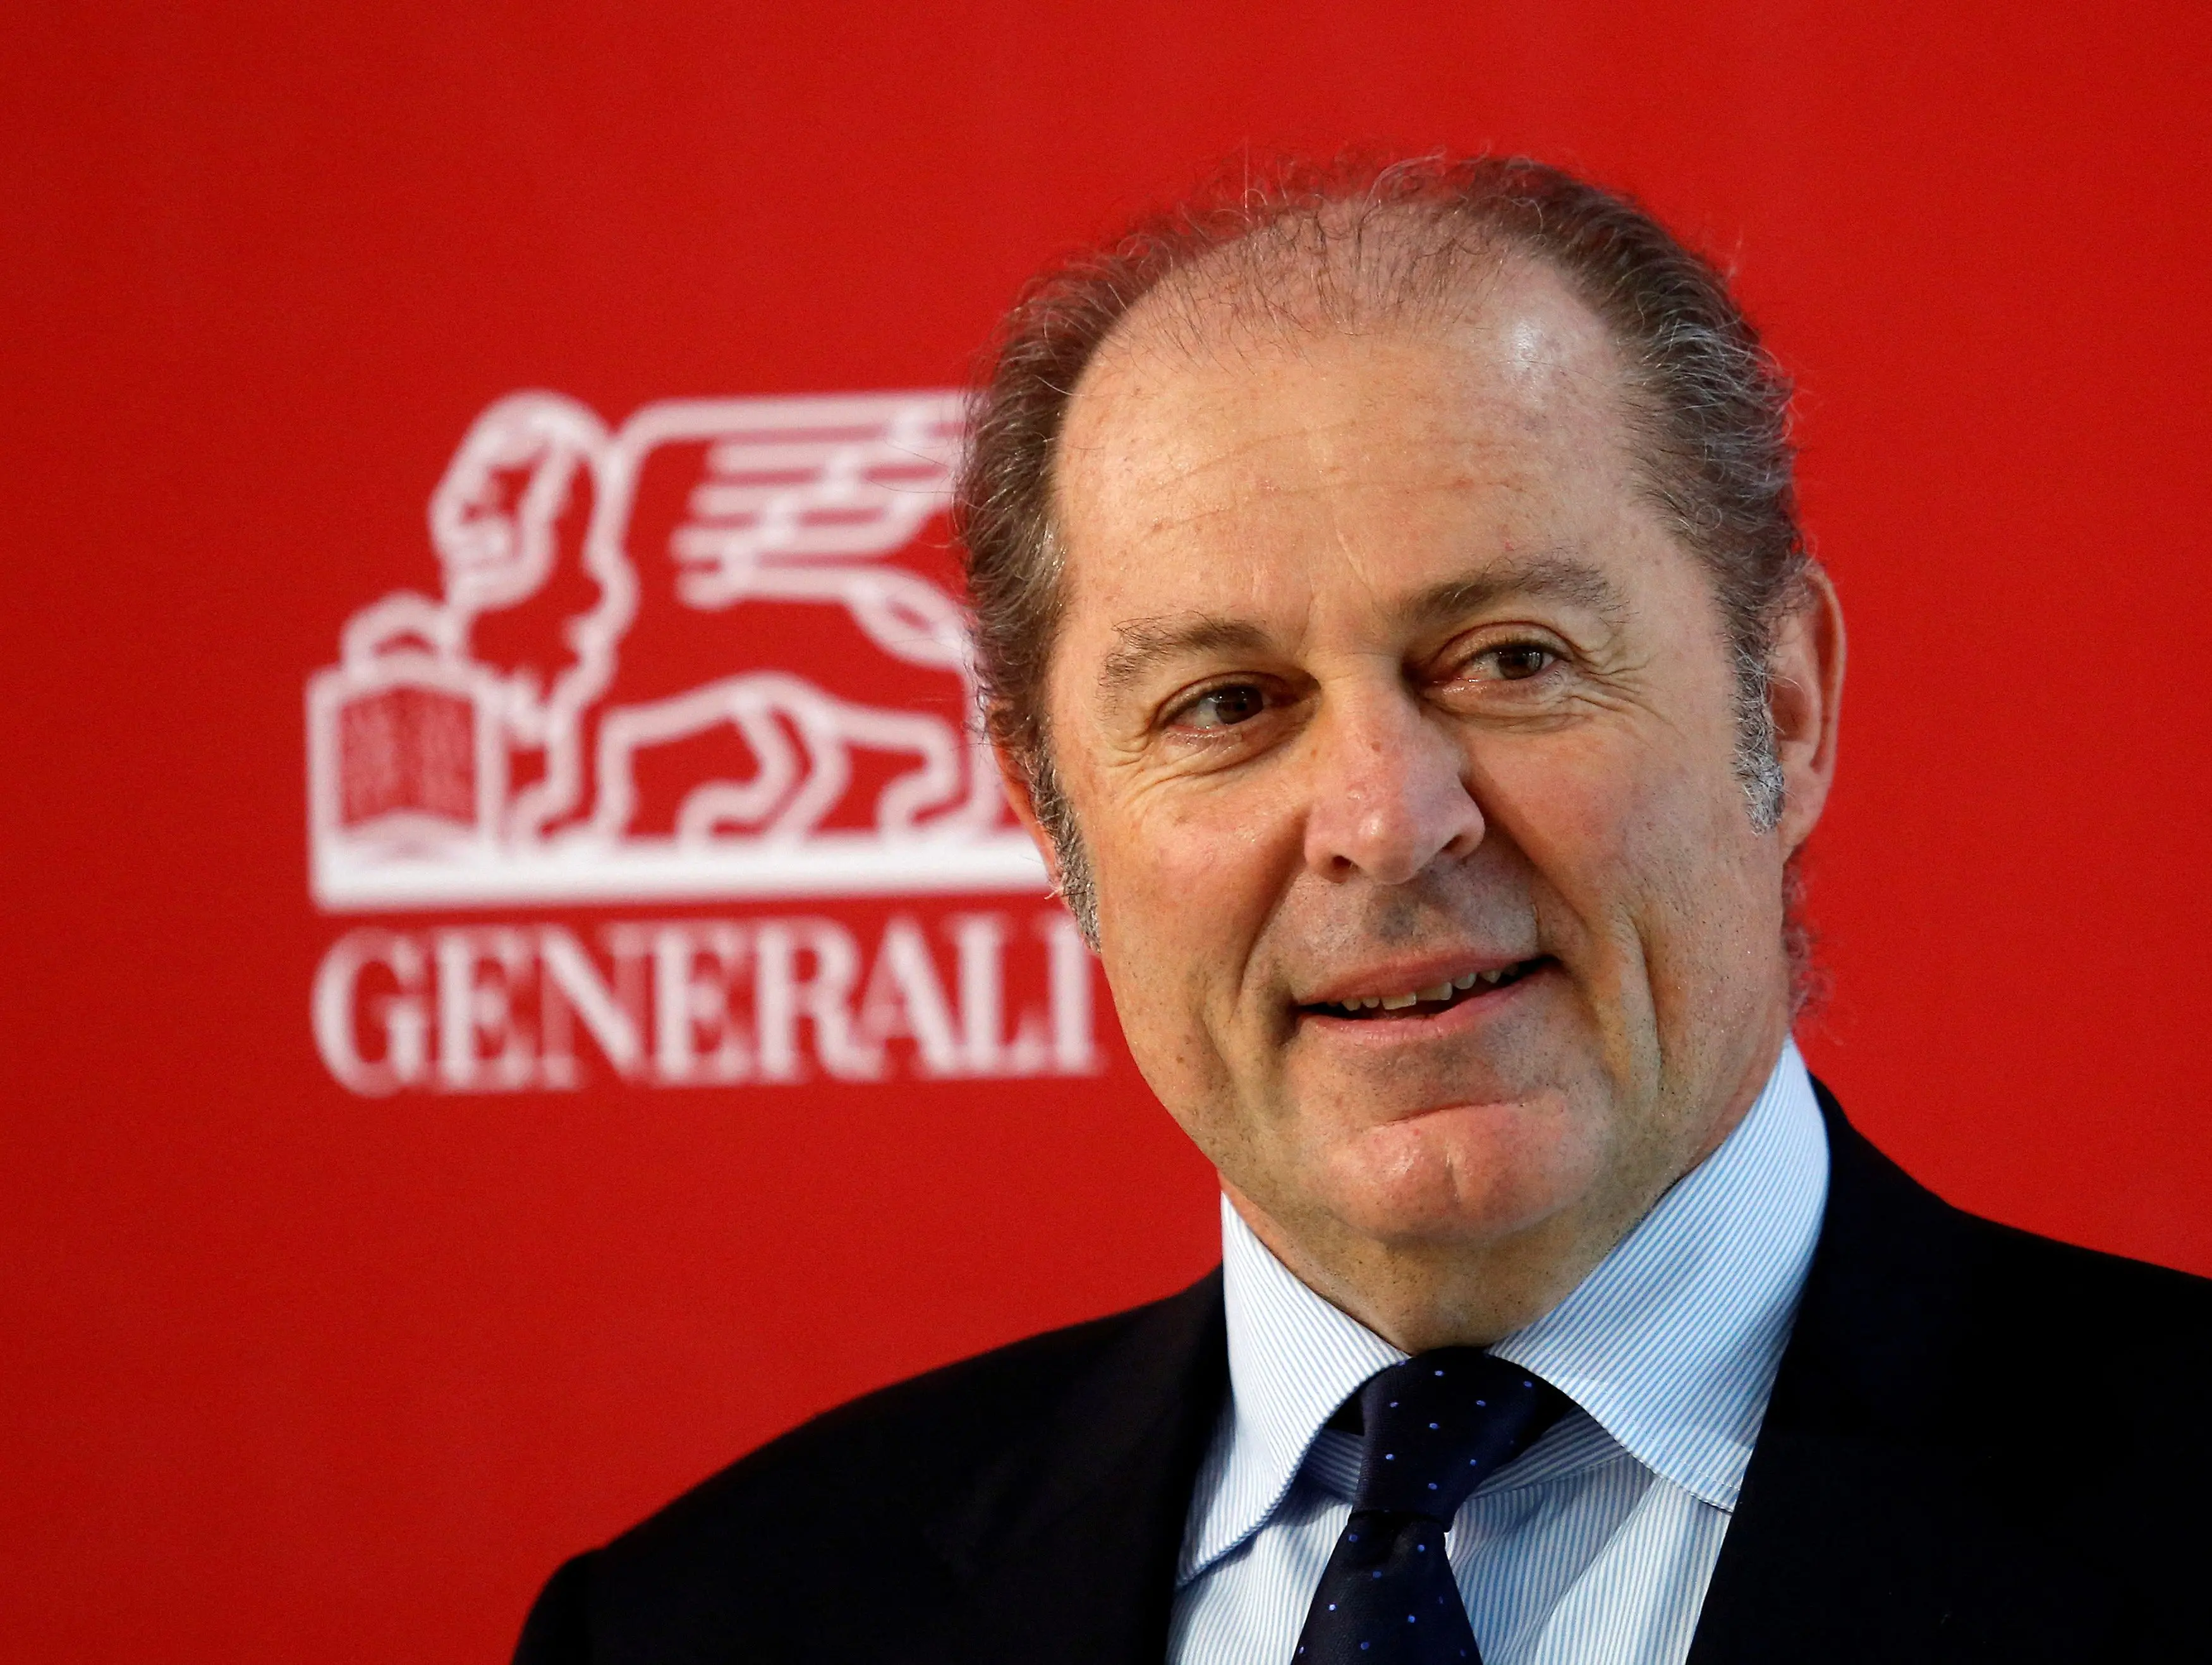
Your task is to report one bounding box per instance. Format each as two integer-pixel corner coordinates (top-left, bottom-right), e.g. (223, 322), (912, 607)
(1182, 1040), (1829, 1578)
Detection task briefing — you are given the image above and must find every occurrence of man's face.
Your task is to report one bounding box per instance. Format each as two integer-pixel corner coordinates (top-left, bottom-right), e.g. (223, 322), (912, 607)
(1039, 257), (1820, 1297)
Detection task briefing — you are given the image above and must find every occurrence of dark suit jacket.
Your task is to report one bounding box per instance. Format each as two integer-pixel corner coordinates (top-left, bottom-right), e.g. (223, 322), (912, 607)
(514, 1086), (2212, 1662)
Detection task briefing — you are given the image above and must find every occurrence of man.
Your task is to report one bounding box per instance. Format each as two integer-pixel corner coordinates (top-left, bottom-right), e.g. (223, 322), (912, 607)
(513, 156), (2210, 1664)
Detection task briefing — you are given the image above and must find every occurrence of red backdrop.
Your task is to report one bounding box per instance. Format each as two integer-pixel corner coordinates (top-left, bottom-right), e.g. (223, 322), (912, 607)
(4, 4), (2208, 1660)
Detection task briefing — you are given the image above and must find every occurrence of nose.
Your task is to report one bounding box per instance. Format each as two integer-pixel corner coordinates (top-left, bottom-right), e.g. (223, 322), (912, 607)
(1301, 683), (1484, 885)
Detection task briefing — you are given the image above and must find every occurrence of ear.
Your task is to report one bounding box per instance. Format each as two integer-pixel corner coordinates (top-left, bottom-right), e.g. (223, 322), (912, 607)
(1768, 567), (1846, 854)
(990, 734), (1066, 888)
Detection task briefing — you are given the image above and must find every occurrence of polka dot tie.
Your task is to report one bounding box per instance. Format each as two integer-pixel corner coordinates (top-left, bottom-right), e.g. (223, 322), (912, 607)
(1290, 1350), (1566, 1665)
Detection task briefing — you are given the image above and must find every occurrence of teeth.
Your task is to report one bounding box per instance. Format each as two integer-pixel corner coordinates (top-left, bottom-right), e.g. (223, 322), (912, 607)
(1326, 962), (1533, 1017)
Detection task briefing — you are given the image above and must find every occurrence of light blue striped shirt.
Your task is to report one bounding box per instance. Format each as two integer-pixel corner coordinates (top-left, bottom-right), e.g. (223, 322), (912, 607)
(1167, 1042), (1829, 1665)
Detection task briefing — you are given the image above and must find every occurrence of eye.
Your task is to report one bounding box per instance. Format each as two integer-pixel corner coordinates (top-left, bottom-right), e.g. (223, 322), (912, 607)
(1172, 682), (1269, 730)
(1487, 643), (1556, 681)
(1434, 636), (1569, 703)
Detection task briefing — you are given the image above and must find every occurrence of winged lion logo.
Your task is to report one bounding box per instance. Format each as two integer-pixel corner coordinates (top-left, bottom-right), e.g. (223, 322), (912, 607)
(307, 391), (1045, 909)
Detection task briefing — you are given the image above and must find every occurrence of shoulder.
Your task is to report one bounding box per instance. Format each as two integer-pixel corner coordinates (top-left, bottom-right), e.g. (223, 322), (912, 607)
(1802, 1084), (2212, 1492)
(633, 1287), (1196, 1550)
(1832, 1087), (2212, 1355)
(1950, 1206), (2212, 1422)
(513, 1272), (1225, 1664)
(1691, 1089), (2212, 1657)
(1966, 1204), (2212, 1319)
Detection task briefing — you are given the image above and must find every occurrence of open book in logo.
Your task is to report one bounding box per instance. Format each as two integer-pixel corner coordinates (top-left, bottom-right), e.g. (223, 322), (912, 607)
(307, 391), (1047, 909)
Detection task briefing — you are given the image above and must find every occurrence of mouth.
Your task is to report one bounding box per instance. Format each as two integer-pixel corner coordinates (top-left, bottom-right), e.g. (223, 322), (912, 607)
(1296, 956), (1554, 1024)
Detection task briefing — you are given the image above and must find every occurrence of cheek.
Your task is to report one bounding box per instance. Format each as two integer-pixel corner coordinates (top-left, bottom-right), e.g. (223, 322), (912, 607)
(1082, 765), (1299, 1095)
(1482, 722), (1763, 985)
(1483, 733), (1677, 923)
(1085, 726), (1311, 960)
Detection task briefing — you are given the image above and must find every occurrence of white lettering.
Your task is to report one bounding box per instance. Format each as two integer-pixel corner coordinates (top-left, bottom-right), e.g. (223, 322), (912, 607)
(754, 918), (876, 1082)
(951, 911), (1063, 1075)
(643, 922), (752, 1085)
(1040, 910), (1100, 1075)
(537, 926), (645, 1086)
(313, 929), (429, 1095)
(856, 916), (962, 1076)
(312, 910), (1101, 1094)
(947, 912), (1011, 1075)
(434, 928), (537, 1091)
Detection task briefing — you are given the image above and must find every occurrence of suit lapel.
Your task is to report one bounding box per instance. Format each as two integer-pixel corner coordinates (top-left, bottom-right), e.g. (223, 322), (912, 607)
(1684, 1087), (1972, 1662)
(1685, 1084), (2094, 1664)
(916, 1268), (1228, 1664)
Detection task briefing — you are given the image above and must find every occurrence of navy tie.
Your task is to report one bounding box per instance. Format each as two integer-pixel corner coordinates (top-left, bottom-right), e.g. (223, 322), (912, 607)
(1291, 1350), (1566, 1665)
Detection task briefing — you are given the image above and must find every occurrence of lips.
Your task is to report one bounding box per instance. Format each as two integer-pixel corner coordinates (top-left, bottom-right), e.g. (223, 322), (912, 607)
(1298, 957), (1551, 1021)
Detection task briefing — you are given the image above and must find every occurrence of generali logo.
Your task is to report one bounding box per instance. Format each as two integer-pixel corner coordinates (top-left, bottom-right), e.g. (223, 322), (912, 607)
(307, 391), (1092, 1096)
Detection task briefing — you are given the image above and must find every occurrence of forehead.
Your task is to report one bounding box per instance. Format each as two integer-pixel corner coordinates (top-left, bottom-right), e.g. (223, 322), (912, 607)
(1051, 254), (1647, 608)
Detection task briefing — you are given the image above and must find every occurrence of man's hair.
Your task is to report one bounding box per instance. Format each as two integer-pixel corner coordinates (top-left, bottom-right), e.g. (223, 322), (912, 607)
(956, 153), (1818, 983)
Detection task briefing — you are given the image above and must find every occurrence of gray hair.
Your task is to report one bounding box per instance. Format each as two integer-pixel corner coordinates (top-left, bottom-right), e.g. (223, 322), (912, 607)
(956, 154), (1818, 983)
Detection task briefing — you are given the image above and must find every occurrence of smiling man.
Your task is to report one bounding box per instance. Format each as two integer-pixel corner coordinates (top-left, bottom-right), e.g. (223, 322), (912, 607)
(514, 157), (2209, 1665)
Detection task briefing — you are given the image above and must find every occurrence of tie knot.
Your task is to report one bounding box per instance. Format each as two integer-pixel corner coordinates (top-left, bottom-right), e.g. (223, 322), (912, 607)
(1352, 1349), (1564, 1520)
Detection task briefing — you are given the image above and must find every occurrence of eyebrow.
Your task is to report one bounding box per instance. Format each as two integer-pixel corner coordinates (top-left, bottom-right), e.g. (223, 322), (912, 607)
(1404, 553), (1630, 632)
(1094, 552), (1630, 696)
(1097, 615), (1274, 696)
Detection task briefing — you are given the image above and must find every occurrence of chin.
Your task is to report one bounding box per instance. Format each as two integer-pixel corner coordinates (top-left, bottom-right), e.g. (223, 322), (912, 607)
(1311, 1097), (1603, 1249)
